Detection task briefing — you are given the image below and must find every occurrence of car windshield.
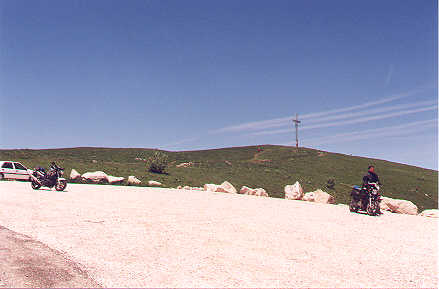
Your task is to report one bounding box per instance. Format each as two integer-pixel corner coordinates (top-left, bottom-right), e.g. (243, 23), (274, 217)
(14, 163), (27, 170)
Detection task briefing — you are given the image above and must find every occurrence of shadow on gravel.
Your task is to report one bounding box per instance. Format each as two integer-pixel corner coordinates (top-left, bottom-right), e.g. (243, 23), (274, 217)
(0, 226), (100, 288)
(34, 188), (70, 193)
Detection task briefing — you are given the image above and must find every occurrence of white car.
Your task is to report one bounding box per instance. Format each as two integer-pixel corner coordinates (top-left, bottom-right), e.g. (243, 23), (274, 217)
(0, 161), (32, 181)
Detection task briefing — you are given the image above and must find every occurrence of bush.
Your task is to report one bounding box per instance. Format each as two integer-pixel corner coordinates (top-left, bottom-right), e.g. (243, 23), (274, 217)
(147, 151), (169, 174)
(326, 178), (335, 189)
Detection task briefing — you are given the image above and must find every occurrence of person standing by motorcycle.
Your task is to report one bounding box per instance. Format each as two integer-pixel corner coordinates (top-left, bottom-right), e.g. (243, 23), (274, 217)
(47, 162), (59, 180)
(363, 165), (380, 185)
(363, 165), (382, 214)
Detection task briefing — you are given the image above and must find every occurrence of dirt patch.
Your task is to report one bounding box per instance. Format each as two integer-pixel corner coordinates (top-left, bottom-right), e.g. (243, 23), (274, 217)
(250, 159), (272, 163)
(0, 226), (101, 288)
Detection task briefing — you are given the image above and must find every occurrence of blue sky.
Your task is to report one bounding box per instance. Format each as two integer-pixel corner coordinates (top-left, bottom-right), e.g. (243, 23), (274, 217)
(0, 0), (437, 169)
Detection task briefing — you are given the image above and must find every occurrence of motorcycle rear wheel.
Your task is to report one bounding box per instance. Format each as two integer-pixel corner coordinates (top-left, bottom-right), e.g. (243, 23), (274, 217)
(31, 181), (41, 190)
(55, 180), (67, 191)
(349, 199), (359, 212)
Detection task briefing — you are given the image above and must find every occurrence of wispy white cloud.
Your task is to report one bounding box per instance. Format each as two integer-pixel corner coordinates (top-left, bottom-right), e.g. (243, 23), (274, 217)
(210, 87), (427, 134)
(250, 105), (438, 136)
(292, 119), (438, 146)
(385, 64), (394, 86)
(304, 100), (436, 125)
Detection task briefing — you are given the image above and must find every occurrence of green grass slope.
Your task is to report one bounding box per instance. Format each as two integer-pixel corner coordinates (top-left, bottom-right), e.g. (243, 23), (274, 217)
(1, 145), (437, 211)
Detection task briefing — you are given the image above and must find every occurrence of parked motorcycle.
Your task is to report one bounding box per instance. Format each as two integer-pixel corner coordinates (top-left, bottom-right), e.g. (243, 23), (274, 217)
(28, 163), (67, 191)
(349, 182), (381, 216)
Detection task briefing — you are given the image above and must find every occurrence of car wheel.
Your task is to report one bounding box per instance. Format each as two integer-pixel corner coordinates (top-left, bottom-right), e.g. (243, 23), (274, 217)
(0, 173), (4, 180)
(31, 181), (41, 190)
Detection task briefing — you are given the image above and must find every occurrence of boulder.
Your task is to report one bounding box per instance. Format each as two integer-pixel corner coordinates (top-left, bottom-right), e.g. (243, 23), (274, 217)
(108, 176), (125, 185)
(419, 209), (439, 218)
(239, 186), (253, 195)
(380, 197), (418, 215)
(379, 200), (391, 212)
(148, 180), (162, 186)
(284, 181), (304, 200)
(127, 176), (141, 185)
(303, 189), (335, 204)
(204, 184), (219, 192)
(183, 186), (191, 190)
(177, 185), (183, 189)
(239, 186), (268, 197)
(70, 169), (81, 180)
(81, 171), (109, 183)
(254, 188), (268, 197)
(216, 181), (237, 194)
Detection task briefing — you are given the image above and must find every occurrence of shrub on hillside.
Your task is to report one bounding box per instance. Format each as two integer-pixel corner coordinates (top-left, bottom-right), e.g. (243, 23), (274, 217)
(147, 151), (169, 174)
(326, 178), (335, 189)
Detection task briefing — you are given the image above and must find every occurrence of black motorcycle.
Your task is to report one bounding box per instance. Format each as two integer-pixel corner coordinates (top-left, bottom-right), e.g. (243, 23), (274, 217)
(29, 163), (67, 191)
(349, 182), (381, 216)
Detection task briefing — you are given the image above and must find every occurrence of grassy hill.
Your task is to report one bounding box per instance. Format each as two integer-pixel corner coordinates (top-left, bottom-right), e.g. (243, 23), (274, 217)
(0, 145), (437, 211)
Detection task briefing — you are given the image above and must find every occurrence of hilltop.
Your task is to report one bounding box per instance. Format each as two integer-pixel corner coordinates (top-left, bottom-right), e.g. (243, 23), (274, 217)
(0, 145), (437, 211)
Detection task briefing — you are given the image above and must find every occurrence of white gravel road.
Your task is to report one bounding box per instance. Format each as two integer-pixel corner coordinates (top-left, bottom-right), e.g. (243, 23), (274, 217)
(0, 181), (437, 287)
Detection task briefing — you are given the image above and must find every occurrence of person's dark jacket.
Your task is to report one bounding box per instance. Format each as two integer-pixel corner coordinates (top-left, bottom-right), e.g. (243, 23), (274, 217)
(363, 171), (380, 185)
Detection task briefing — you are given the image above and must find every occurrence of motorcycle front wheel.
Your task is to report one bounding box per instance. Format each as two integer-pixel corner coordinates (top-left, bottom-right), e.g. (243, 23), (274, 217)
(367, 199), (378, 216)
(55, 180), (67, 191)
(31, 181), (41, 190)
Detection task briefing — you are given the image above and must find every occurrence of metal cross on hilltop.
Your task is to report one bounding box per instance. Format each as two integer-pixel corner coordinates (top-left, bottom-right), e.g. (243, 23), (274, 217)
(293, 113), (301, 149)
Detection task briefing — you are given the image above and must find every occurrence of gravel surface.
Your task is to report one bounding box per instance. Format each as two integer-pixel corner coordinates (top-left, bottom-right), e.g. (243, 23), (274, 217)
(0, 181), (437, 287)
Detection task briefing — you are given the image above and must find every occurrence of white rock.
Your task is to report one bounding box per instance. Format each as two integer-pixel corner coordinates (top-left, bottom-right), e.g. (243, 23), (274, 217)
(380, 197), (418, 215)
(204, 184), (219, 192)
(108, 176), (125, 184)
(148, 180), (162, 186)
(303, 189), (335, 204)
(254, 188), (269, 197)
(380, 200), (391, 212)
(70, 169), (81, 180)
(216, 181), (237, 194)
(419, 209), (439, 218)
(127, 176), (141, 185)
(239, 186), (268, 197)
(183, 186), (191, 190)
(284, 181), (304, 200)
(81, 171), (108, 183)
(239, 186), (253, 195)
(177, 185), (183, 189)
(302, 192), (314, 202)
